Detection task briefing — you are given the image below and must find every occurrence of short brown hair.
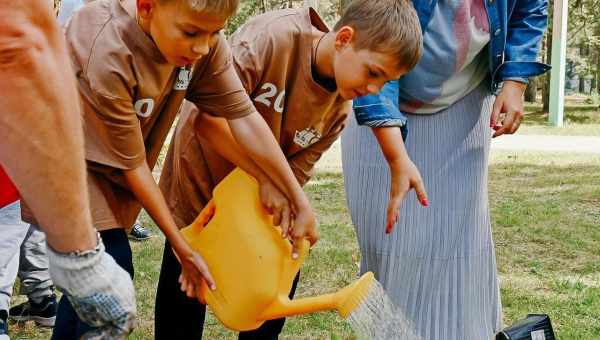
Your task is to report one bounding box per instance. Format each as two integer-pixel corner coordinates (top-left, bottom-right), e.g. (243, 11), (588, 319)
(160, 0), (239, 18)
(334, 0), (422, 71)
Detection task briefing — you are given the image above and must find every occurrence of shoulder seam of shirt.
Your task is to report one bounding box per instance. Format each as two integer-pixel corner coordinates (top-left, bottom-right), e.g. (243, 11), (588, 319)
(84, 14), (135, 102)
(84, 12), (117, 79)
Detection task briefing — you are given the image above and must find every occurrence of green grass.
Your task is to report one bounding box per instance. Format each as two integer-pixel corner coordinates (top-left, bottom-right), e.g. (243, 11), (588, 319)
(8, 125), (600, 340)
(490, 151), (600, 339)
(520, 104), (600, 136)
(9, 150), (600, 339)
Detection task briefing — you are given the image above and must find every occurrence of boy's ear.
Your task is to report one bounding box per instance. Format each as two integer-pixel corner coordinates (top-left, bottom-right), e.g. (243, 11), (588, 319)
(137, 0), (156, 20)
(334, 26), (355, 50)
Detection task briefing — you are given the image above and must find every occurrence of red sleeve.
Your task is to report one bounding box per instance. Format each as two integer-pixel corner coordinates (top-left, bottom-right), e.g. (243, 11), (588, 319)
(0, 165), (19, 208)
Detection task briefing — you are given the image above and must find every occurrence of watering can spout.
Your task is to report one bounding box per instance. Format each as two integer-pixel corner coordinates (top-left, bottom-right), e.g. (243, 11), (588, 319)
(260, 272), (376, 321)
(260, 292), (338, 320)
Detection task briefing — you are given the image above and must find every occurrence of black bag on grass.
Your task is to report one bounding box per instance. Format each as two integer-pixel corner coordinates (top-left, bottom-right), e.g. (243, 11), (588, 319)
(496, 314), (555, 340)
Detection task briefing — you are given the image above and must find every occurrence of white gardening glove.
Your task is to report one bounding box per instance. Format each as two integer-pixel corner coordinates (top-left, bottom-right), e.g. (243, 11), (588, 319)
(46, 235), (136, 339)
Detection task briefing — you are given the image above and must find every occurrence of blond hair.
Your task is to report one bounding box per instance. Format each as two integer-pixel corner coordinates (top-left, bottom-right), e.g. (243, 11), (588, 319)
(334, 0), (422, 71)
(161, 0), (239, 18)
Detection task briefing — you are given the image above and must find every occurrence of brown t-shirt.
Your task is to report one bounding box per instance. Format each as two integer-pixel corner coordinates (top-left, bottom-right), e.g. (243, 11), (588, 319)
(160, 8), (351, 228)
(22, 0), (254, 230)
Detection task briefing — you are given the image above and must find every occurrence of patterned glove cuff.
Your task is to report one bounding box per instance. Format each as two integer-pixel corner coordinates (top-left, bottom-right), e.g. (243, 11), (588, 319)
(46, 232), (104, 271)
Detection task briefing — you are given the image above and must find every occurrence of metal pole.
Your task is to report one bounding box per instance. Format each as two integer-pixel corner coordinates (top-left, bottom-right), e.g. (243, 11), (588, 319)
(549, 0), (568, 126)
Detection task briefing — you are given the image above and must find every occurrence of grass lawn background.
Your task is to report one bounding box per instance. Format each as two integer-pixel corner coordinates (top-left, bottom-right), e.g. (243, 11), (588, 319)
(9, 107), (600, 339)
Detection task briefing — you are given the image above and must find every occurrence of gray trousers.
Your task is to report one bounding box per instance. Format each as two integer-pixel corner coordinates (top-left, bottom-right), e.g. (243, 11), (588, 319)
(0, 201), (53, 312)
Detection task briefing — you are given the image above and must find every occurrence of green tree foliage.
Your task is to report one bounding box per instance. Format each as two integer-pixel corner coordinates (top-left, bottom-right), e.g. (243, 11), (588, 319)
(225, 0), (346, 35)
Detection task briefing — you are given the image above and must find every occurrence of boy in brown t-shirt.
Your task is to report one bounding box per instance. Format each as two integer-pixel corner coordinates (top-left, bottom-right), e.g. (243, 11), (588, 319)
(157, 0), (426, 338)
(19, 0), (321, 338)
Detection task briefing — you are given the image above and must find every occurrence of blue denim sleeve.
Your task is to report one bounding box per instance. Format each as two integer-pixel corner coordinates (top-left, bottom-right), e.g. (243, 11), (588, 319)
(353, 80), (408, 128)
(498, 0), (550, 80)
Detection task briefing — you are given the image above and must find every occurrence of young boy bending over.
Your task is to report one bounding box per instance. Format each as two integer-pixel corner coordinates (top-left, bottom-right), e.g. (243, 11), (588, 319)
(157, 0), (426, 338)
(21, 0), (319, 338)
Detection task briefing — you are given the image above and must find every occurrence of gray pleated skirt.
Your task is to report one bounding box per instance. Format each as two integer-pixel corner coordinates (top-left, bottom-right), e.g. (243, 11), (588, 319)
(341, 83), (502, 340)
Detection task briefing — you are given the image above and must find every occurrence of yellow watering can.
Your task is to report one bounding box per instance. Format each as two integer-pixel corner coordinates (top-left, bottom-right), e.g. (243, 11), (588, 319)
(180, 168), (375, 331)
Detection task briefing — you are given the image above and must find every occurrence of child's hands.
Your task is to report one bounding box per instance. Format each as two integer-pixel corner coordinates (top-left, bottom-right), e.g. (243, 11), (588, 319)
(289, 198), (319, 259)
(173, 241), (216, 302)
(386, 159), (428, 233)
(259, 179), (293, 238)
(175, 201), (215, 302)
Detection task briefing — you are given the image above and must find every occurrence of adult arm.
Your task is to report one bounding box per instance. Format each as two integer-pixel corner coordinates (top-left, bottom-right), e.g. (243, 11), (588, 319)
(0, 0), (95, 253)
(491, 0), (550, 137)
(0, 1), (136, 337)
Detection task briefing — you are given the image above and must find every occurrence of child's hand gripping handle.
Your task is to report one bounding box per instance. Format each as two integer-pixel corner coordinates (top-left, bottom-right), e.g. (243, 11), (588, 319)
(178, 200), (216, 303)
(281, 237), (310, 288)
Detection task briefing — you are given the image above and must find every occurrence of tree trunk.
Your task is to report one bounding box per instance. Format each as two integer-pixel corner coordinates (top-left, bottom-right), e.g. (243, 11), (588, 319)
(543, 31), (552, 112)
(596, 27), (600, 94)
(579, 75), (585, 93)
(525, 77), (538, 102)
(596, 52), (600, 94)
(260, 0), (267, 13)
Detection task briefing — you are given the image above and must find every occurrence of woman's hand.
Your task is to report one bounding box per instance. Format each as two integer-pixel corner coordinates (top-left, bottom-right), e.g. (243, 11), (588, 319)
(490, 80), (527, 138)
(386, 159), (428, 234)
(259, 178), (292, 238)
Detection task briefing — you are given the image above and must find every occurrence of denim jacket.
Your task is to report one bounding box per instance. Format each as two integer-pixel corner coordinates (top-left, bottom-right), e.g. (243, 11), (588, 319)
(354, 0), (551, 130)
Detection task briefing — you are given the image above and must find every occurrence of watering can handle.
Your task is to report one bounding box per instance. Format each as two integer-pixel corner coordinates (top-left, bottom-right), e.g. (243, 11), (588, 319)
(189, 200), (216, 232)
(281, 237), (310, 290)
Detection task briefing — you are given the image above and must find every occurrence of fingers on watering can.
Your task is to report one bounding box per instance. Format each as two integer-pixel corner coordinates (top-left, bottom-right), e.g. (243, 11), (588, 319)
(273, 208), (282, 229)
(186, 279), (195, 298)
(280, 205), (291, 238)
(195, 278), (205, 302)
(308, 226), (320, 246)
(193, 254), (216, 290)
(291, 238), (301, 260)
(186, 269), (201, 298)
(179, 275), (188, 293)
(180, 275), (196, 298)
(293, 222), (320, 246)
(180, 273), (196, 297)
